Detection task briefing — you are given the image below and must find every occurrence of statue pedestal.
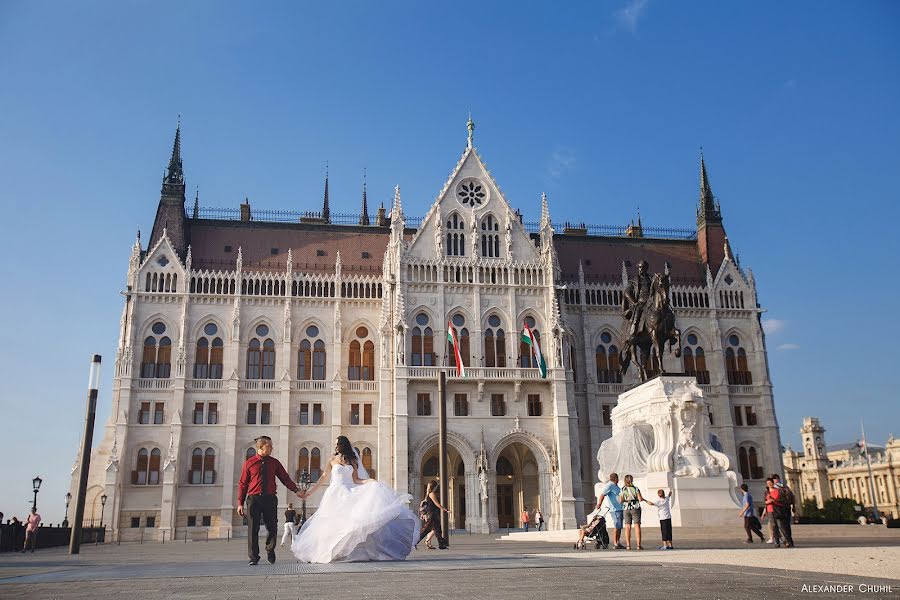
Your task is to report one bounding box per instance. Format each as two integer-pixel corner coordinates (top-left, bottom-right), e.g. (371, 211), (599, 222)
(599, 376), (742, 528)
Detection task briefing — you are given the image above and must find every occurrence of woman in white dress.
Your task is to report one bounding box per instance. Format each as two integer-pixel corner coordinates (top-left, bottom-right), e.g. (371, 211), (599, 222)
(291, 436), (419, 563)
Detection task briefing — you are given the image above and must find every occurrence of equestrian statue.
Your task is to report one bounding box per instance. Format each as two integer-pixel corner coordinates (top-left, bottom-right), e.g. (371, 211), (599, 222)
(619, 260), (682, 382)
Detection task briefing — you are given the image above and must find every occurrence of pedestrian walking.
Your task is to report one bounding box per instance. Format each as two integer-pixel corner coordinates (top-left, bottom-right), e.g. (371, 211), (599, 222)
(534, 508), (545, 532)
(281, 503), (297, 547)
(619, 474), (646, 550)
(521, 506), (531, 532)
(596, 473), (624, 549)
(22, 508), (41, 553)
(645, 489), (673, 549)
(770, 474), (795, 548)
(739, 484), (764, 543)
(416, 480), (450, 550)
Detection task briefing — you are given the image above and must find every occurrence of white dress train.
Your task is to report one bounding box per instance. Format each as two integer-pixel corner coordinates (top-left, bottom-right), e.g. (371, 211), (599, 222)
(290, 464), (419, 563)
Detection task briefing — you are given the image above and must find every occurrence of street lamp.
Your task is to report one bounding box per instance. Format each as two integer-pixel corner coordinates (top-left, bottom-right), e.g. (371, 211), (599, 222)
(100, 494), (108, 529)
(63, 492), (72, 527)
(70, 354), (102, 555)
(31, 476), (42, 511)
(298, 469), (312, 526)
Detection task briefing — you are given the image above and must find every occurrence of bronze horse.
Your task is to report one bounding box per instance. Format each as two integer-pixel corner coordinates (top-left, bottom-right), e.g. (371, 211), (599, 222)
(619, 272), (682, 382)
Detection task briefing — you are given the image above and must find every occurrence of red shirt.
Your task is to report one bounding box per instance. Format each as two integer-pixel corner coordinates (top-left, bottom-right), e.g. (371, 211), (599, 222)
(238, 454), (298, 505)
(765, 488), (779, 513)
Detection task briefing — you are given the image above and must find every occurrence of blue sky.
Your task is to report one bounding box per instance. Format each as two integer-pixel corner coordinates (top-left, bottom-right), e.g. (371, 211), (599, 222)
(1, 1), (898, 522)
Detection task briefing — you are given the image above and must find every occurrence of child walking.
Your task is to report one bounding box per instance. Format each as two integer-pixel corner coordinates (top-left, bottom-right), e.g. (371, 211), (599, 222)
(646, 489), (674, 550)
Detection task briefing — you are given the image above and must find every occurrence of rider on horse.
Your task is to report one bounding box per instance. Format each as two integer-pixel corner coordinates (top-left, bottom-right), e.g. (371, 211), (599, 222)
(623, 260), (653, 338)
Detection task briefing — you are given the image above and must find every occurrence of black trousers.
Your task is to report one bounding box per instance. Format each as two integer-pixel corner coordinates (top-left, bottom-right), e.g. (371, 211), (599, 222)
(417, 512), (444, 547)
(776, 512), (794, 546)
(744, 516), (764, 540)
(659, 518), (673, 542)
(246, 494), (278, 561)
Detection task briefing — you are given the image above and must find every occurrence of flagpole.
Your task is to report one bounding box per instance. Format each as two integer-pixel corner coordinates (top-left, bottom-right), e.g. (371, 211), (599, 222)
(860, 420), (880, 522)
(438, 370), (449, 546)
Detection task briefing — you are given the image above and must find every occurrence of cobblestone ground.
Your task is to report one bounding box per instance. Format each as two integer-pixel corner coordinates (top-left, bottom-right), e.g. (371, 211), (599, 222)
(1, 527), (898, 599)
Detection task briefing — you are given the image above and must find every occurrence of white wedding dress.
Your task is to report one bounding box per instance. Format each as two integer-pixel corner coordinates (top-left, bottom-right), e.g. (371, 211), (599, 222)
(290, 463), (419, 563)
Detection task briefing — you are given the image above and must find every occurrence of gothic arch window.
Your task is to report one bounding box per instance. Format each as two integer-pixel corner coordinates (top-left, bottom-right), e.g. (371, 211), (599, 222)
(448, 313), (470, 368)
(348, 327), (375, 381)
(190, 447), (217, 484)
(725, 334), (752, 385)
(520, 316), (544, 369)
(298, 446), (322, 482)
(446, 213), (466, 257)
(484, 314), (507, 367)
(595, 331), (622, 383)
(246, 324), (275, 380)
(353, 445), (377, 479)
(194, 322), (223, 379)
(480, 214), (500, 258)
(297, 325), (327, 381)
(411, 313), (435, 366)
(132, 447), (161, 485)
(737, 444), (763, 480)
(682, 333), (709, 384)
(141, 321), (172, 379)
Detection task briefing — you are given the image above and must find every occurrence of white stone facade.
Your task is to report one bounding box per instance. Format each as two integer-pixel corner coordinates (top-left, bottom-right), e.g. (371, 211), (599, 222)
(70, 128), (782, 537)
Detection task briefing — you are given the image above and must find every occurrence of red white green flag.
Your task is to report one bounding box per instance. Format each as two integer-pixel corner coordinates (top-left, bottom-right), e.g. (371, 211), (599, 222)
(447, 321), (466, 377)
(521, 323), (548, 378)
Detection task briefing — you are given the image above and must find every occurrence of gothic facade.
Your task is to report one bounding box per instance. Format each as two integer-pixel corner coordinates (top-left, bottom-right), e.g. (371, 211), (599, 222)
(70, 121), (782, 539)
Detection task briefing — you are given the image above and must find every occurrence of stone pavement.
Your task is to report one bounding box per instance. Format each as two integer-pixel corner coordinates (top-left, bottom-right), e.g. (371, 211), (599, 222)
(0, 526), (898, 599)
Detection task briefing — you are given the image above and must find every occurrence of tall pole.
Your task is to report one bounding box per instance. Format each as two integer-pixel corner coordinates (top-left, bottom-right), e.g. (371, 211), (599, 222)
(861, 420), (880, 522)
(438, 370), (449, 547)
(70, 354), (101, 555)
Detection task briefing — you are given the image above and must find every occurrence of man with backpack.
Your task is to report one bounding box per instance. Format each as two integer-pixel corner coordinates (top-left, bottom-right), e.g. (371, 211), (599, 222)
(772, 474), (795, 547)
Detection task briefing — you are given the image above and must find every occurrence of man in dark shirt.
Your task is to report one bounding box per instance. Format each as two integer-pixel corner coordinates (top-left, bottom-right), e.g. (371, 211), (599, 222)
(238, 436), (302, 565)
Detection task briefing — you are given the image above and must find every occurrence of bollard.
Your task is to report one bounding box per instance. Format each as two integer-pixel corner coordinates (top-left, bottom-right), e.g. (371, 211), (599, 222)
(118, 531), (121, 545)
(206, 531), (209, 543)
(140, 530), (144, 545)
(227, 529), (230, 543)
(162, 530), (166, 544)
(185, 530), (188, 543)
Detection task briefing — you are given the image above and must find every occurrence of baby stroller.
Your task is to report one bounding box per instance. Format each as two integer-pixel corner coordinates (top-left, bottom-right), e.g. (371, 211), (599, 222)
(575, 508), (610, 550)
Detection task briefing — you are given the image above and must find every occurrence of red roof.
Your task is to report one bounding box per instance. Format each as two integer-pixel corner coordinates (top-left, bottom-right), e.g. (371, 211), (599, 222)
(554, 236), (705, 285)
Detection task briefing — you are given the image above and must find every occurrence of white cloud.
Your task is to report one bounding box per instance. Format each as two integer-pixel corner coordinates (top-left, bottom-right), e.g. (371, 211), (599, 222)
(545, 146), (576, 182)
(777, 343), (800, 351)
(615, 0), (649, 34)
(762, 318), (786, 335)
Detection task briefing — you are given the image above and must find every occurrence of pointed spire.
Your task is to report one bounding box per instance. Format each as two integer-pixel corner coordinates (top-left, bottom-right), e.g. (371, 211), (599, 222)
(723, 235), (734, 262)
(578, 260), (585, 284)
(391, 185), (403, 221)
(322, 163), (331, 223)
(540, 192), (550, 227)
(192, 188), (199, 219)
(467, 112), (475, 149)
(359, 169), (370, 226)
(164, 117), (184, 186)
(697, 149), (722, 226)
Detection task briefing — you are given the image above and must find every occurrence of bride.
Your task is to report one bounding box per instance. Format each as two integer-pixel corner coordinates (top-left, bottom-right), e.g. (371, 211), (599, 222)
(291, 436), (419, 563)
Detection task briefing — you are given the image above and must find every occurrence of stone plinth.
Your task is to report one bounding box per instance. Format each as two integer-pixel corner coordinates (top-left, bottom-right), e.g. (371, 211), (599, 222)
(597, 375), (742, 527)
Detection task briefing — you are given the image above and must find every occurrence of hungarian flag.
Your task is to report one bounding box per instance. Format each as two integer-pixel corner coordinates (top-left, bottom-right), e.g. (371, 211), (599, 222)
(521, 323), (547, 378)
(447, 321), (466, 377)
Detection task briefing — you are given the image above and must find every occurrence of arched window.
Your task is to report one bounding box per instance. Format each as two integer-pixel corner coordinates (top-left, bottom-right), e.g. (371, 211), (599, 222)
(313, 340), (326, 380)
(298, 340), (312, 380)
(310, 447), (321, 481)
(141, 321), (172, 378)
(446, 213), (466, 257)
(411, 313), (435, 366)
(519, 316), (543, 368)
(362, 341), (375, 380)
(194, 323), (223, 379)
(298, 324), (324, 380)
(484, 314), (506, 367)
(682, 333), (709, 384)
(247, 324), (275, 380)
(480, 214), (500, 258)
(245, 447), (257, 460)
(595, 331), (622, 383)
(132, 447), (161, 485)
(361, 446), (376, 479)
(738, 444), (763, 480)
(448, 314), (470, 368)
(725, 334), (752, 385)
(349, 341), (361, 380)
(189, 448), (217, 484)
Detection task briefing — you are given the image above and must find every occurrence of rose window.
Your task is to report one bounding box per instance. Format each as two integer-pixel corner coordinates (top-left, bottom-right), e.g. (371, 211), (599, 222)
(456, 179), (487, 207)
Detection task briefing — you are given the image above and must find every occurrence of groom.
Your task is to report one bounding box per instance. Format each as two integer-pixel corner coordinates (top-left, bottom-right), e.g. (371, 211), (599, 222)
(238, 436), (303, 565)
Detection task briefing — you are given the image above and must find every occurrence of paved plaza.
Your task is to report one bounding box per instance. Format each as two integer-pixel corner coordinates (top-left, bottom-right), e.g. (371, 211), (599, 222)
(1, 526), (898, 599)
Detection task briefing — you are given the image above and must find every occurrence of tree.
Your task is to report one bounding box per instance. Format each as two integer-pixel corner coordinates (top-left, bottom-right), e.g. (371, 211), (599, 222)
(823, 497), (856, 523)
(801, 498), (823, 519)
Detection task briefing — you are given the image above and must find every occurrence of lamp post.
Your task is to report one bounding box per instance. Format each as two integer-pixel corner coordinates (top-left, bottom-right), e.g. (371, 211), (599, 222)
(63, 492), (72, 527)
(298, 469), (312, 526)
(70, 354), (101, 555)
(100, 494), (108, 528)
(31, 476), (42, 511)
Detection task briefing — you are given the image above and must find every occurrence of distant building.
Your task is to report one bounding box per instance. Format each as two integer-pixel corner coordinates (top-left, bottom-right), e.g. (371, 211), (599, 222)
(783, 417), (899, 518)
(70, 120), (782, 539)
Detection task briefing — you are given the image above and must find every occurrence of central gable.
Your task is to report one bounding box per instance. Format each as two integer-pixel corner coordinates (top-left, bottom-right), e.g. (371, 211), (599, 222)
(407, 146), (540, 262)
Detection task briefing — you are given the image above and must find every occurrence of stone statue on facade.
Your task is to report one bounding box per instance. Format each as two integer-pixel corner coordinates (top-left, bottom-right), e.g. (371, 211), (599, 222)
(619, 260), (682, 382)
(505, 216), (513, 258)
(435, 218), (443, 256)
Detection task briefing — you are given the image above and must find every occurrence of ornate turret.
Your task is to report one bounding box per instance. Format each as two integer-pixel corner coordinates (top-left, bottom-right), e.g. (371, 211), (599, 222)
(359, 169), (370, 226)
(467, 113), (475, 149)
(148, 120), (189, 258)
(695, 151), (727, 275)
(322, 164), (331, 224)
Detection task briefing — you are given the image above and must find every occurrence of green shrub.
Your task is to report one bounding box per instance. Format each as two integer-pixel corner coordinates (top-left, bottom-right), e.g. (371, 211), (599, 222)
(802, 499), (823, 519)
(823, 497), (856, 522)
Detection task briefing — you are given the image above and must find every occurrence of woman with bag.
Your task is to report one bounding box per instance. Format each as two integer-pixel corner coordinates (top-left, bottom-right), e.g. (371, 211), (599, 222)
(415, 480), (450, 550)
(618, 474), (646, 550)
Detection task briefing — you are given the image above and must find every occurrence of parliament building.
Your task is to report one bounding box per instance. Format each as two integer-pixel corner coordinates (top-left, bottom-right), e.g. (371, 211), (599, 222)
(70, 120), (782, 538)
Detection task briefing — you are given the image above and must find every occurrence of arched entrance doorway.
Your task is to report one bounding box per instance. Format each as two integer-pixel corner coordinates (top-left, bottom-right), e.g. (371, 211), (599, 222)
(495, 443), (540, 529)
(420, 447), (467, 529)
